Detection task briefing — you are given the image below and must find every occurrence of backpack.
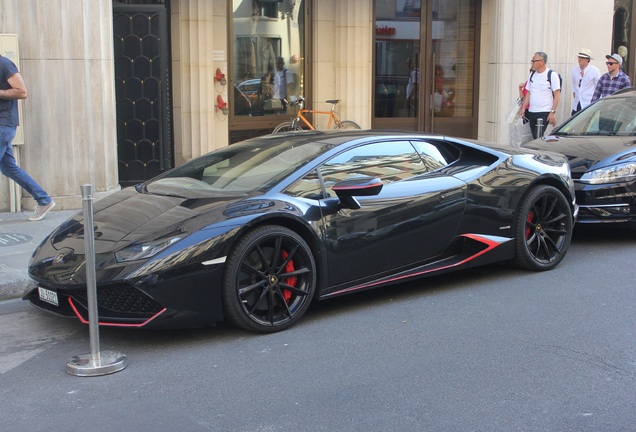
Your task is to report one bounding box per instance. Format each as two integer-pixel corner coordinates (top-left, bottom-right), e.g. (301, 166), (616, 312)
(529, 69), (562, 95)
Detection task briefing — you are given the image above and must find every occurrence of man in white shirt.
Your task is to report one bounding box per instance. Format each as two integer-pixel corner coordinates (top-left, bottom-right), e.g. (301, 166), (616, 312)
(571, 48), (600, 116)
(520, 51), (561, 139)
(273, 57), (294, 101)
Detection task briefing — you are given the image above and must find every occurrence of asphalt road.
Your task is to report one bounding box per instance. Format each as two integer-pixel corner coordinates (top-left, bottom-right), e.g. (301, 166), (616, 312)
(1, 225), (635, 432)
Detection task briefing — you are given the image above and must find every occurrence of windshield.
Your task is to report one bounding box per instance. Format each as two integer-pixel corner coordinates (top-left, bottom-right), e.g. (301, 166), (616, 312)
(145, 138), (330, 199)
(555, 96), (636, 136)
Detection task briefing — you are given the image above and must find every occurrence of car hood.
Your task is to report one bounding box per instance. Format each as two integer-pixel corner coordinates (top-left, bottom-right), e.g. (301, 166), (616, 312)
(42, 188), (253, 255)
(524, 135), (636, 175)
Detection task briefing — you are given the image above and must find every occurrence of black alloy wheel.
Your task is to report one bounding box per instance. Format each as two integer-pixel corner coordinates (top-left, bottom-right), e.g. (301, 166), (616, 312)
(513, 185), (573, 271)
(222, 225), (316, 333)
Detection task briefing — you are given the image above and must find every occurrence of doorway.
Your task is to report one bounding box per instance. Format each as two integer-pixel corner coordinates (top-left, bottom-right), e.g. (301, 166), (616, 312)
(373, 0), (480, 138)
(113, 3), (173, 187)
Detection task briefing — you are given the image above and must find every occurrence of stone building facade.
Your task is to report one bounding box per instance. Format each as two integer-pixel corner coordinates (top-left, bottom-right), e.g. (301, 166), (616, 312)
(0, 0), (622, 211)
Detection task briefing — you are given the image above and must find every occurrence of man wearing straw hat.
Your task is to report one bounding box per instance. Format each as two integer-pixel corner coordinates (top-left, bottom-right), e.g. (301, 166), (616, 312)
(571, 48), (600, 115)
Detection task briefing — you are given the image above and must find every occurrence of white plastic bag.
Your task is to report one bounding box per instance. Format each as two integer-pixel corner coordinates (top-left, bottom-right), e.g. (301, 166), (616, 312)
(506, 98), (523, 124)
(509, 117), (533, 146)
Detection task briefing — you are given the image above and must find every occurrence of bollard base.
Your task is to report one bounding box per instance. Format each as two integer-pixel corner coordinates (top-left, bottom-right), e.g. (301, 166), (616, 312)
(66, 351), (127, 377)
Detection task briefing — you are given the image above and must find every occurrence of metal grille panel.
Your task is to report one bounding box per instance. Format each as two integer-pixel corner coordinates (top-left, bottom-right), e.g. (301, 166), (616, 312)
(114, 4), (172, 186)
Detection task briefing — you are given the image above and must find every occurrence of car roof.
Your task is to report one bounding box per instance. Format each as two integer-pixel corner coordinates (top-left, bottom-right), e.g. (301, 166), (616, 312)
(249, 129), (448, 147)
(238, 130), (512, 159)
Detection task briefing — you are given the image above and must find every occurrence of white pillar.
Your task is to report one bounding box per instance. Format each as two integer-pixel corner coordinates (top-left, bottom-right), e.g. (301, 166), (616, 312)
(314, 0), (373, 129)
(171, 0), (228, 166)
(479, 0), (614, 144)
(0, 0), (119, 211)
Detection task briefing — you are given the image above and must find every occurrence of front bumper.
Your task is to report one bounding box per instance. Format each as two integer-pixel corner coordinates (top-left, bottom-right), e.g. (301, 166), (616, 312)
(25, 260), (226, 329)
(24, 282), (168, 327)
(575, 180), (636, 223)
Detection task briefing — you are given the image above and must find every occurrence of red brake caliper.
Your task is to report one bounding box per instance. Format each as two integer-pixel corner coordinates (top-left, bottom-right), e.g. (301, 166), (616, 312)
(281, 250), (296, 302)
(525, 211), (534, 239)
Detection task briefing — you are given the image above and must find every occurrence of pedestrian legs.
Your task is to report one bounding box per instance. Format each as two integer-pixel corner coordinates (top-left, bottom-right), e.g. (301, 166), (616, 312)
(0, 125), (52, 206)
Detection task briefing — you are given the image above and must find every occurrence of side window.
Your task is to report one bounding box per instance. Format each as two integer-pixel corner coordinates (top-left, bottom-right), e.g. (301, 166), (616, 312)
(410, 140), (459, 172)
(319, 141), (426, 197)
(284, 169), (324, 200)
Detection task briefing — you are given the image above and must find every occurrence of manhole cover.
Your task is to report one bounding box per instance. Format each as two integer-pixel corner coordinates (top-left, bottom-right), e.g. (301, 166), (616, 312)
(0, 233), (33, 246)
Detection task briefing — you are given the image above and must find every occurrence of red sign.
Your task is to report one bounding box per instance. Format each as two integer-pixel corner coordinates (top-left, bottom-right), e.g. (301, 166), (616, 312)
(375, 25), (396, 36)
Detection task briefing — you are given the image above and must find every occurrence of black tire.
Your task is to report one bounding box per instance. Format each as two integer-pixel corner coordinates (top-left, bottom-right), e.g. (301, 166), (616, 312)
(336, 120), (361, 130)
(513, 185), (573, 271)
(222, 225), (316, 333)
(273, 122), (303, 133)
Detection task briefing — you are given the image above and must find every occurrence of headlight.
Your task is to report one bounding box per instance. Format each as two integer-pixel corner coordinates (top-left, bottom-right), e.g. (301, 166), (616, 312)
(114, 236), (182, 263)
(579, 162), (636, 184)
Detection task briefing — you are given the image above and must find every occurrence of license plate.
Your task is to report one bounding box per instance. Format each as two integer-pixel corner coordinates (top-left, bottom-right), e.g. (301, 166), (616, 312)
(38, 287), (59, 307)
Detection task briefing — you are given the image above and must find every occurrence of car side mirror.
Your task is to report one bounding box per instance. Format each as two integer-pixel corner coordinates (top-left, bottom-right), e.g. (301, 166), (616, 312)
(332, 176), (383, 210)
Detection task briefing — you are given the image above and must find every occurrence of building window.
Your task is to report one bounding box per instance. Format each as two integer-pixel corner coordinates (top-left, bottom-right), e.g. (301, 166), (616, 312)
(231, 0), (305, 121)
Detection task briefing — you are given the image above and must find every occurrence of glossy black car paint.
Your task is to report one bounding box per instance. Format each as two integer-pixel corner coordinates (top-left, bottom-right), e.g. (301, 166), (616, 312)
(527, 135), (636, 223)
(25, 131), (576, 331)
(524, 89), (636, 224)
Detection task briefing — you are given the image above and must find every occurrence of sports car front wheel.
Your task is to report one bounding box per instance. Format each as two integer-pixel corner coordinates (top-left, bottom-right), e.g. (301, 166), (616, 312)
(513, 185), (573, 271)
(222, 225), (316, 333)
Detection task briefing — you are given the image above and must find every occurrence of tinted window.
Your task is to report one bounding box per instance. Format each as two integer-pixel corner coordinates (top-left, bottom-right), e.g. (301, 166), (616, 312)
(284, 169), (324, 200)
(319, 141), (426, 196)
(410, 140), (458, 171)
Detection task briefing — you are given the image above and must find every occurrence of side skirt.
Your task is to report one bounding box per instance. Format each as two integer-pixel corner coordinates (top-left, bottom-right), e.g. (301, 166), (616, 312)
(319, 234), (514, 299)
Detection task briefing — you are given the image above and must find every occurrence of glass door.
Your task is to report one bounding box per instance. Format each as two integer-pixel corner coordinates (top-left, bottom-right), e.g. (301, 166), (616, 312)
(373, 0), (479, 138)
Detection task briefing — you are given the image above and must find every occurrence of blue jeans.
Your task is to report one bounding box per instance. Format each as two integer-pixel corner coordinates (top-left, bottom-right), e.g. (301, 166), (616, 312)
(0, 125), (52, 206)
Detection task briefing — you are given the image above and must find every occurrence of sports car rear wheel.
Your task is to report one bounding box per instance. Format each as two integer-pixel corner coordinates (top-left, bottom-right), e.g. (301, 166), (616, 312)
(513, 185), (572, 271)
(222, 225), (316, 333)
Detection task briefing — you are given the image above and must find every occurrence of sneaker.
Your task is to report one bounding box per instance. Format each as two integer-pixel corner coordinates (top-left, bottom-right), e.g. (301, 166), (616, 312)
(29, 201), (56, 221)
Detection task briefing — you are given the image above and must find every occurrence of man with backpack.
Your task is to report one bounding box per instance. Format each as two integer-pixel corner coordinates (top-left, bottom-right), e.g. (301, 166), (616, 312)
(520, 51), (561, 139)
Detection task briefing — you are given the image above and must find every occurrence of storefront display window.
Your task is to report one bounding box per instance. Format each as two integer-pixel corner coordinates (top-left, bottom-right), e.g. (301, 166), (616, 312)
(232, 0), (305, 119)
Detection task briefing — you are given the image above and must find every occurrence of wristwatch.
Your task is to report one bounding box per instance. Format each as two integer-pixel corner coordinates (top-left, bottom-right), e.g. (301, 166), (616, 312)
(550, 110), (556, 113)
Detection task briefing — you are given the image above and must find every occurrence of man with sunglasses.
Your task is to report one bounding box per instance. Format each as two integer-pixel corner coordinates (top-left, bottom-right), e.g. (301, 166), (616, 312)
(591, 53), (631, 102)
(570, 49), (600, 116)
(520, 52), (560, 139)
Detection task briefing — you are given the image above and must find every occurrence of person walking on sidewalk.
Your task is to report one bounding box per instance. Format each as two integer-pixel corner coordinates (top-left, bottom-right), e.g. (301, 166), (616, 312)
(0, 54), (54, 221)
(520, 51), (561, 139)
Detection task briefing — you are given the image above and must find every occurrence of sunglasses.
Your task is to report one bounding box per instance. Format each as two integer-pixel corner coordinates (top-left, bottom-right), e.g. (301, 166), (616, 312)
(606, 62), (619, 66)
(530, 59), (542, 63)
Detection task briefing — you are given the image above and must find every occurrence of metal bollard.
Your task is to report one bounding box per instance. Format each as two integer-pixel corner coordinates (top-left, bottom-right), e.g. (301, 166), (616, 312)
(536, 118), (544, 138)
(66, 184), (127, 376)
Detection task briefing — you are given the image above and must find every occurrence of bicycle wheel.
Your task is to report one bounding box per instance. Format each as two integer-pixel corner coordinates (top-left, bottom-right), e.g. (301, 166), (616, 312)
(273, 121), (303, 133)
(336, 120), (361, 130)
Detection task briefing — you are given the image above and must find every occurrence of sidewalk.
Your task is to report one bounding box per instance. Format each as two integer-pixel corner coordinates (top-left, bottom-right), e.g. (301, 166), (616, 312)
(0, 209), (78, 300)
